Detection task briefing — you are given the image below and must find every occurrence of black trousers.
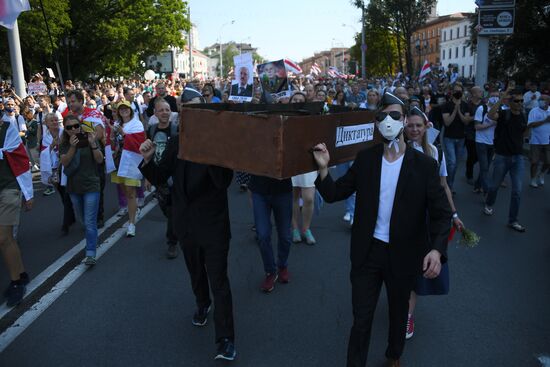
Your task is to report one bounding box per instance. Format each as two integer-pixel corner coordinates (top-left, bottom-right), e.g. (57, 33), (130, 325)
(347, 239), (415, 367)
(158, 199), (178, 245)
(55, 184), (75, 227)
(465, 138), (478, 180)
(180, 234), (235, 343)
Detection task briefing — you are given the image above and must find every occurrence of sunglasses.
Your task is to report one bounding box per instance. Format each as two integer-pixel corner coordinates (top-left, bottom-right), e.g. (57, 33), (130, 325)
(65, 124), (80, 130)
(375, 111), (403, 122)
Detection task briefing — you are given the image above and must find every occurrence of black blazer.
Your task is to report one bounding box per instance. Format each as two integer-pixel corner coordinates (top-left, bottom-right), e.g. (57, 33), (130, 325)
(230, 83), (253, 97)
(139, 138), (233, 243)
(315, 144), (451, 276)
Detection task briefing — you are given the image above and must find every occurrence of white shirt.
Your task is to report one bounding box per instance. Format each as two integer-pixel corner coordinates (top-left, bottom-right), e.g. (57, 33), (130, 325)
(412, 142), (447, 177)
(523, 91), (541, 111)
(373, 154), (404, 243)
(528, 107), (550, 145)
(474, 104), (496, 145)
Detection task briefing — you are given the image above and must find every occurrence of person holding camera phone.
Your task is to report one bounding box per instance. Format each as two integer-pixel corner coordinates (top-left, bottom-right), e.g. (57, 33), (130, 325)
(59, 115), (104, 265)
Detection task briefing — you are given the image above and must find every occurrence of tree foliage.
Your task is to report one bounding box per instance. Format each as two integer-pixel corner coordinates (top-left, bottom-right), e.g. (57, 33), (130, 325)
(352, 0), (436, 75)
(469, 0), (550, 82)
(1, 0), (190, 80)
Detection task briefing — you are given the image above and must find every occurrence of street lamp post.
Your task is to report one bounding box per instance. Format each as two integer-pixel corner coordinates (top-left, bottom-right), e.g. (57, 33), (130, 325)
(218, 20), (235, 78)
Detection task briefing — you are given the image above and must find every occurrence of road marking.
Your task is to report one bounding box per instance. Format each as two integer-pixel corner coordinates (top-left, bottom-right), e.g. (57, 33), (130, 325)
(539, 355), (550, 366)
(0, 192), (152, 320)
(0, 199), (157, 353)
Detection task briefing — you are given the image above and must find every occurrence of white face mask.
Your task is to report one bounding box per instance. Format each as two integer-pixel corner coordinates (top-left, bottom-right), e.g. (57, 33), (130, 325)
(377, 114), (404, 141)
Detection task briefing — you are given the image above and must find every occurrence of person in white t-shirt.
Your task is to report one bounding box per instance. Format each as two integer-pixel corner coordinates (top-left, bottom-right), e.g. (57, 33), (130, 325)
(473, 91), (500, 193)
(523, 83), (541, 114)
(527, 95), (550, 187)
(312, 92), (451, 366)
(403, 106), (464, 340)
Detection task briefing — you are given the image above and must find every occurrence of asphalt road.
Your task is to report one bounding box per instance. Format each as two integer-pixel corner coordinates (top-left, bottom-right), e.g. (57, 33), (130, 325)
(0, 162), (549, 367)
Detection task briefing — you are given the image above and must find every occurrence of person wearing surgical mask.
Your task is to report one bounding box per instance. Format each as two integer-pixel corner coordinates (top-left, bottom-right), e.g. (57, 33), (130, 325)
(527, 95), (550, 188)
(311, 91), (451, 367)
(473, 90), (500, 194)
(441, 84), (471, 192)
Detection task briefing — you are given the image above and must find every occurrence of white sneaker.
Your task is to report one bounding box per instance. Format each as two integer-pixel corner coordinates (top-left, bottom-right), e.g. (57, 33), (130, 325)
(117, 207), (128, 216)
(538, 175), (545, 186)
(530, 178), (539, 188)
(343, 212), (351, 222)
(136, 207), (142, 219)
(126, 223), (136, 237)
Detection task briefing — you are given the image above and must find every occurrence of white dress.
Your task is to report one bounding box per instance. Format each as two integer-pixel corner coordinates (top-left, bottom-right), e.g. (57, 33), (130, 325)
(291, 171), (318, 188)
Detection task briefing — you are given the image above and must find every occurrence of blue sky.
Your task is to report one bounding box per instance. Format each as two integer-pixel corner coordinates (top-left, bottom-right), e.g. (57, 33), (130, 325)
(188, 0), (476, 62)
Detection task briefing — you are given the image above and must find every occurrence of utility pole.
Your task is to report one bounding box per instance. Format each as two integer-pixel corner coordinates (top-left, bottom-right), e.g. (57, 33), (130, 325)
(361, 5), (366, 79)
(7, 21), (26, 98)
(188, 7), (193, 80)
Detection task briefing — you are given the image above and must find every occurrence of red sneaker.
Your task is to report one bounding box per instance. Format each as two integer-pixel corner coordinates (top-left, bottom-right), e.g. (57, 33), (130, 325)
(406, 314), (414, 339)
(278, 267), (290, 283)
(260, 273), (278, 292)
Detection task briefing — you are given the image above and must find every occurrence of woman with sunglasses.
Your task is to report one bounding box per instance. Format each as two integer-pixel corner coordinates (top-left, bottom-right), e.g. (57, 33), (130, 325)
(403, 106), (464, 339)
(60, 115), (104, 265)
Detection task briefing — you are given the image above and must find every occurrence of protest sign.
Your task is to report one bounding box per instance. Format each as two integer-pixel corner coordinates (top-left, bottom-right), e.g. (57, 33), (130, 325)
(229, 53), (254, 103)
(28, 82), (47, 95)
(257, 60), (290, 99)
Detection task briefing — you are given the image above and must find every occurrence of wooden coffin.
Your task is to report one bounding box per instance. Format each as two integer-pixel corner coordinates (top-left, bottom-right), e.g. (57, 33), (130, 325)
(178, 103), (381, 179)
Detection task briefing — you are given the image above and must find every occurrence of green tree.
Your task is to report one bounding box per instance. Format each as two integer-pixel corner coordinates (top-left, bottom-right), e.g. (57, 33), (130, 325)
(0, 0), (71, 78)
(469, 0), (550, 82)
(67, 0), (190, 79)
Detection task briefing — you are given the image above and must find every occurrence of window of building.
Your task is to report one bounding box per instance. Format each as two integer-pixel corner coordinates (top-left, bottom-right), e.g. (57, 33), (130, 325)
(443, 31), (446, 42)
(470, 47), (474, 56)
(457, 27), (460, 38)
(463, 46), (466, 57)
(469, 65), (473, 77)
(442, 51), (445, 60)
(450, 29), (453, 40)
(455, 47), (459, 58)
(462, 65), (465, 76)
(464, 25), (468, 37)
(448, 49), (452, 59)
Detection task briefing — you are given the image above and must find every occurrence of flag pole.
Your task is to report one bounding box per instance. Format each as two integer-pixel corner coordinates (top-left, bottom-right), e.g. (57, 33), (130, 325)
(6, 21), (27, 98)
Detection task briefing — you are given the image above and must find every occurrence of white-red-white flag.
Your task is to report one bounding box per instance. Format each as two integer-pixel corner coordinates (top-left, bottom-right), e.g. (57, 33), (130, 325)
(284, 59), (303, 74)
(0, 119), (33, 200)
(117, 118), (146, 180)
(419, 60), (431, 80)
(311, 63), (321, 76)
(0, 0), (31, 29)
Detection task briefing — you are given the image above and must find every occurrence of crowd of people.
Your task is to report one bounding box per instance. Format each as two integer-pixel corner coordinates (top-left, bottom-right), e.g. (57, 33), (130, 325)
(0, 69), (548, 365)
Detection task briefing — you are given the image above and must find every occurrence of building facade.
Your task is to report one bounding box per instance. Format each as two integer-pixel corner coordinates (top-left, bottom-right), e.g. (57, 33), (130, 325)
(173, 46), (209, 79)
(410, 13), (472, 72)
(439, 19), (476, 78)
(299, 47), (351, 75)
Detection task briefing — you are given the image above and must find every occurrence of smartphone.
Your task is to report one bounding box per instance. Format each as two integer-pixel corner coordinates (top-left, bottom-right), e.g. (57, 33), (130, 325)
(76, 132), (89, 148)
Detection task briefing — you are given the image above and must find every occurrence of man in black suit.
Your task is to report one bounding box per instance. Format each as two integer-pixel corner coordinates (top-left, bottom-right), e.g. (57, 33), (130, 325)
(312, 92), (452, 367)
(230, 66), (253, 97)
(138, 91), (236, 361)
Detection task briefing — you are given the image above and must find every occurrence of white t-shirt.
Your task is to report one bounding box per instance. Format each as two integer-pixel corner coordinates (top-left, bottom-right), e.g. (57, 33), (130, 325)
(373, 154), (404, 243)
(474, 104), (496, 145)
(412, 142), (447, 177)
(523, 91), (541, 111)
(528, 107), (550, 145)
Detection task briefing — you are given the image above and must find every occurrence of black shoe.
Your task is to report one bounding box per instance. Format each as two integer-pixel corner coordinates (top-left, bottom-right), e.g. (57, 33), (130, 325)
(5, 282), (26, 307)
(3, 273), (30, 298)
(192, 305), (211, 326)
(215, 338), (236, 361)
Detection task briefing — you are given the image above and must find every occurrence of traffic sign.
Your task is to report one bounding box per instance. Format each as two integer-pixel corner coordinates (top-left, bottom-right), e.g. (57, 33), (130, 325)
(475, 0), (515, 8)
(478, 7), (515, 35)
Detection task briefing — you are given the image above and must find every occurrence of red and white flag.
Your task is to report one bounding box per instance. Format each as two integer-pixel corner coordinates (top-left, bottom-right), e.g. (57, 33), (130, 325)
(0, 0), (30, 29)
(327, 66), (344, 79)
(117, 118), (145, 180)
(311, 63), (321, 76)
(0, 120), (33, 200)
(40, 128), (62, 185)
(419, 60), (431, 80)
(284, 59), (302, 74)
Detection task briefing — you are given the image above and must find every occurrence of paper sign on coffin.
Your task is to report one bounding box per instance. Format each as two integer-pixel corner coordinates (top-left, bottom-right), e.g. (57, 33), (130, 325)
(178, 103), (381, 179)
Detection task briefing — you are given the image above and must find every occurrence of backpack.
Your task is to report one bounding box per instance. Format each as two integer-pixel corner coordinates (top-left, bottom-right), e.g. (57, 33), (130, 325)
(147, 120), (178, 141)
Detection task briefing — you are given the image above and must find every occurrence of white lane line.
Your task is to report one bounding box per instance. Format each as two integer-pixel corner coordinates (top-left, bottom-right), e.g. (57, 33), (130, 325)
(0, 199), (157, 353)
(0, 192), (153, 319)
(538, 355), (550, 366)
